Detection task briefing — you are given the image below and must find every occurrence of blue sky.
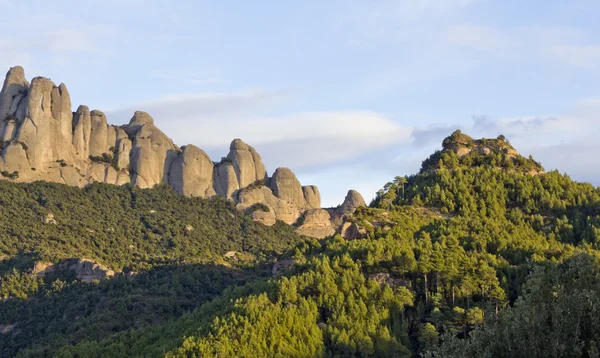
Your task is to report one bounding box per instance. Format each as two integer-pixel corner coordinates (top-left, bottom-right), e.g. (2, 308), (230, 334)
(1, 0), (599, 206)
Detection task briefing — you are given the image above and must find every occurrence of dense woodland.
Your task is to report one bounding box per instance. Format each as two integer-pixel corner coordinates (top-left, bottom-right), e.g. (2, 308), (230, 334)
(1, 131), (600, 357)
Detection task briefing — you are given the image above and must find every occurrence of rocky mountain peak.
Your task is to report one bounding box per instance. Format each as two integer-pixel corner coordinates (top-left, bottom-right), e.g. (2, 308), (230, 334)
(442, 130), (518, 158)
(339, 189), (367, 214)
(421, 130), (544, 174)
(0, 66), (363, 238)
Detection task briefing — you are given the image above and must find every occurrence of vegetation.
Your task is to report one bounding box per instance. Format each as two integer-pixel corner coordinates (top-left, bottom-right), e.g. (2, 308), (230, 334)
(0, 170), (18, 179)
(88, 151), (119, 171)
(1, 132), (600, 357)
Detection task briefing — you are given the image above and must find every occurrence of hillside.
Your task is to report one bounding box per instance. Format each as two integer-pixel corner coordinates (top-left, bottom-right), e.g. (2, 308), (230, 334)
(2, 132), (599, 357)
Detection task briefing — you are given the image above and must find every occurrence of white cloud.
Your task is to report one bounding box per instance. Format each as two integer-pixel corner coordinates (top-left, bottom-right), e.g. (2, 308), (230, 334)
(106, 92), (411, 169)
(0, 14), (119, 71)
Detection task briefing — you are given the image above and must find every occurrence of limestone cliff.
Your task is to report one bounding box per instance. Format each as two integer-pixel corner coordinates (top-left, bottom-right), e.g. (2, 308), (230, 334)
(0, 66), (366, 237)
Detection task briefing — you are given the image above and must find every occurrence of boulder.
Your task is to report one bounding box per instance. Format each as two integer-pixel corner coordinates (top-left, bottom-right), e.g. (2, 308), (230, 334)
(44, 212), (57, 225)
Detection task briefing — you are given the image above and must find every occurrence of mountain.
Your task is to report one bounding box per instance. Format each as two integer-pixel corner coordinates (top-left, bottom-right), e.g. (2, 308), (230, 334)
(1, 111), (600, 355)
(0, 66), (365, 238)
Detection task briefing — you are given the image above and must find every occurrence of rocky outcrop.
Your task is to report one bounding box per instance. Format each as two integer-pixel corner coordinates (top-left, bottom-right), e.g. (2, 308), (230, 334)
(0, 66), (366, 238)
(302, 185), (321, 209)
(340, 221), (367, 240)
(213, 161), (239, 200)
(272, 259), (296, 276)
(237, 186), (302, 224)
(129, 112), (178, 188)
(169, 144), (215, 197)
(296, 209), (335, 238)
(339, 190), (367, 214)
(271, 168), (307, 209)
(72, 258), (115, 283)
(226, 138), (267, 188)
(32, 258), (114, 282)
(329, 190), (368, 237)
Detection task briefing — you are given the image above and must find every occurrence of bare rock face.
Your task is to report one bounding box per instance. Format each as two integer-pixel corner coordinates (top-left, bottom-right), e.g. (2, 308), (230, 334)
(32, 258), (115, 283)
(340, 221), (367, 240)
(71, 258), (115, 283)
(115, 137), (132, 170)
(250, 210), (277, 226)
(339, 189), (366, 215)
(89, 110), (108, 157)
(213, 162), (239, 200)
(72, 105), (92, 160)
(169, 144), (214, 197)
(237, 186), (301, 224)
(125, 111), (154, 136)
(129, 112), (178, 188)
(272, 258), (296, 276)
(302, 185), (321, 209)
(296, 209), (335, 238)
(270, 168), (307, 208)
(16, 76), (75, 168)
(226, 138), (268, 188)
(0, 66), (29, 137)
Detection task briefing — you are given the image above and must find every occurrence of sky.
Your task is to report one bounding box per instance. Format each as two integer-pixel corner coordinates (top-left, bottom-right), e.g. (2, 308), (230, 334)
(1, 0), (599, 207)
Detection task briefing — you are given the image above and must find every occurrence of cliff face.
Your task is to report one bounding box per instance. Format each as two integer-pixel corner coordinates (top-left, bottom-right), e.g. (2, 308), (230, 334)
(0, 66), (365, 236)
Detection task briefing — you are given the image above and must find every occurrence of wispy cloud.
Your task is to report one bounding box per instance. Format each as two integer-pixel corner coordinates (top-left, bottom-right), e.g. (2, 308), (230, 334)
(0, 14), (120, 70)
(106, 92), (411, 170)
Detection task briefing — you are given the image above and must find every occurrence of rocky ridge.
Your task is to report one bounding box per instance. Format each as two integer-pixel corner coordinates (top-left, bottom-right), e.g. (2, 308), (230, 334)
(0, 66), (365, 237)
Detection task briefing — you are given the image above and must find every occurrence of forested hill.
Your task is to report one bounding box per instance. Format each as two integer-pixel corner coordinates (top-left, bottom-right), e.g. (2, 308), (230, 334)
(2, 131), (600, 357)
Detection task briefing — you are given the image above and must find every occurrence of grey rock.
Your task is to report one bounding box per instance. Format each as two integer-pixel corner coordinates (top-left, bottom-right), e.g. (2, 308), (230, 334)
(339, 189), (366, 214)
(270, 167), (306, 208)
(72, 105), (92, 159)
(89, 110), (108, 157)
(169, 144), (214, 197)
(303, 185), (321, 209)
(129, 114), (177, 188)
(0, 66), (29, 136)
(296, 209), (335, 238)
(213, 161), (239, 199)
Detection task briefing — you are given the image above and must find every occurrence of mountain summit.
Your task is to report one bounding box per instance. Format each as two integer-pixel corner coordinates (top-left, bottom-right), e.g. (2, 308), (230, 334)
(421, 130), (544, 174)
(0, 66), (364, 236)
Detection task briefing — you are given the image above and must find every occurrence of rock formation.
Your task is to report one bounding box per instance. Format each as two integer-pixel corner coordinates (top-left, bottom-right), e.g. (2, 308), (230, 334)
(0, 66), (366, 237)
(32, 258), (115, 282)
